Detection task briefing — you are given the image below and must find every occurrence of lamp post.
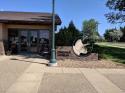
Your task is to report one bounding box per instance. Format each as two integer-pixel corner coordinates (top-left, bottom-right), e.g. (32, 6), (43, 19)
(49, 0), (57, 66)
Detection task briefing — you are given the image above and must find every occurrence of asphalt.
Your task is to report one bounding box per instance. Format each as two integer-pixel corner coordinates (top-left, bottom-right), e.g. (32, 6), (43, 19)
(0, 55), (125, 93)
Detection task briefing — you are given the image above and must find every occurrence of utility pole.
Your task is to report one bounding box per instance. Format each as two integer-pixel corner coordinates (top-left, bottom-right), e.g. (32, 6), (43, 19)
(49, 0), (57, 66)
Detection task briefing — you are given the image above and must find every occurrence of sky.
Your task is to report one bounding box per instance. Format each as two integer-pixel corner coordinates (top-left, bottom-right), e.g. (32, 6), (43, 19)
(0, 0), (121, 36)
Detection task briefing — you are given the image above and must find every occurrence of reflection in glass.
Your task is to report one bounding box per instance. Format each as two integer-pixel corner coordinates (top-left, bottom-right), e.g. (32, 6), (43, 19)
(8, 29), (50, 54)
(39, 30), (50, 55)
(8, 29), (18, 54)
(20, 31), (28, 51)
(30, 31), (38, 52)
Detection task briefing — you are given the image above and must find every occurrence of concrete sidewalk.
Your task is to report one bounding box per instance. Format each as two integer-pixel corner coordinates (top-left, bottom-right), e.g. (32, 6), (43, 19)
(0, 55), (125, 93)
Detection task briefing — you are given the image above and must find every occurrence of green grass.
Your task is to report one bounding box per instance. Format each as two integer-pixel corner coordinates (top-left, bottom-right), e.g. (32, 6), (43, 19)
(96, 42), (125, 48)
(93, 44), (125, 64)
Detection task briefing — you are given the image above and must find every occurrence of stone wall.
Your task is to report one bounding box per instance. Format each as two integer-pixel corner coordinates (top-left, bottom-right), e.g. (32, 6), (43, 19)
(56, 46), (98, 61)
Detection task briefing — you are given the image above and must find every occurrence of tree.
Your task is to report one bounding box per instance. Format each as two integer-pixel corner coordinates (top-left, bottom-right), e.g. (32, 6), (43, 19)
(56, 21), (80, 46)
(67, 21), (80, 45)
(55, 26), (67, 46)
(82, 19), (100, 43)
(104, 29), (113, 42)
(104, 29), (123, 42)
(105, 0), (125, 24)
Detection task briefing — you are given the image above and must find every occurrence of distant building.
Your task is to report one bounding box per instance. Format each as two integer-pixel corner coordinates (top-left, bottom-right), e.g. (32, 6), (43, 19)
(0, 11), (61, 55)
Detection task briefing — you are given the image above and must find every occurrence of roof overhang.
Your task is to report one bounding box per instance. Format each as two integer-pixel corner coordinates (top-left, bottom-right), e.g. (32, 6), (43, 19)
(0, 11), (62, 25)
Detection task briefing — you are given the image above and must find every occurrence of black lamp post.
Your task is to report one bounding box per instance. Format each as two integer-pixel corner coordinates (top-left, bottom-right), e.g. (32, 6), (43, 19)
(49, 0), (57, 66)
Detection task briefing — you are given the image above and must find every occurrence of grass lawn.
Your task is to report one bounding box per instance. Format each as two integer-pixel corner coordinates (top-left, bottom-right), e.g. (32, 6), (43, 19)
(96, 42), (125, 48)
(93, 42), (125, 64)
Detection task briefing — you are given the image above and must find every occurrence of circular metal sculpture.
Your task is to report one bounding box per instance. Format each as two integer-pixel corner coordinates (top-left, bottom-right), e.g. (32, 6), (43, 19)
(73, 36), (93, 56)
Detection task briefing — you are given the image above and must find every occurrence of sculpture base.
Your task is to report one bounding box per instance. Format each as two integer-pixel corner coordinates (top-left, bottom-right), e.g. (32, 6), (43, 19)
(56, 46), (98, 61)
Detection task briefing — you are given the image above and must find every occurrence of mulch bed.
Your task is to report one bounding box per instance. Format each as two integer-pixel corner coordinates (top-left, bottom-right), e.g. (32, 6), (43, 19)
(57, 59), (125, 68)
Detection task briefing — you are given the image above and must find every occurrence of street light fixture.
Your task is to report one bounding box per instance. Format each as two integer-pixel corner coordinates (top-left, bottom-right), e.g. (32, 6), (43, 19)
(49, 0), (57, 66)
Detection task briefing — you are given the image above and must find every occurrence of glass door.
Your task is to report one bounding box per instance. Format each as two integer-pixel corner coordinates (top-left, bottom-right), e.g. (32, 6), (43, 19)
(20, 31), (29, 52)
(18, 29), (50, 54)
(8, 29), (19, 54)
(39, 30), (49, 54)
(30, 31), (38, 53)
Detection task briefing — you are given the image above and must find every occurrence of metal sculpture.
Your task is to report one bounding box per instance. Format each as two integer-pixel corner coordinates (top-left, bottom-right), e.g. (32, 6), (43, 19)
(72, 36), (93, 56)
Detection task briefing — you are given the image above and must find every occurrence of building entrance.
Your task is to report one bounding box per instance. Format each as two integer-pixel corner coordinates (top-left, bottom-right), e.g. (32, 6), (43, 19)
(8, 29), (50, 54)
(20, 31), (38, 53)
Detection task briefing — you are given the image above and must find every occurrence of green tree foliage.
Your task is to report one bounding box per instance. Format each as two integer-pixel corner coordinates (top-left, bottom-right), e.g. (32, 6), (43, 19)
(105, 0), (125, 24)
(67, 21), (80, 44)
(104, 29), (123, 42)
(55, 26), (67, 45)
(82, 19), (100, 43)
(56, 21), (80, 46)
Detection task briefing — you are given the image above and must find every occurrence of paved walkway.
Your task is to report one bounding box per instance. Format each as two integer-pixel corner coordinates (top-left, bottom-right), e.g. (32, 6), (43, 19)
(0, 55), (125, 93)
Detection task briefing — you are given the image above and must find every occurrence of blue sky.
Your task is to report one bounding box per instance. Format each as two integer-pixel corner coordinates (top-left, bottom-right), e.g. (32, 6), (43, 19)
(0, 0), (120, 36)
